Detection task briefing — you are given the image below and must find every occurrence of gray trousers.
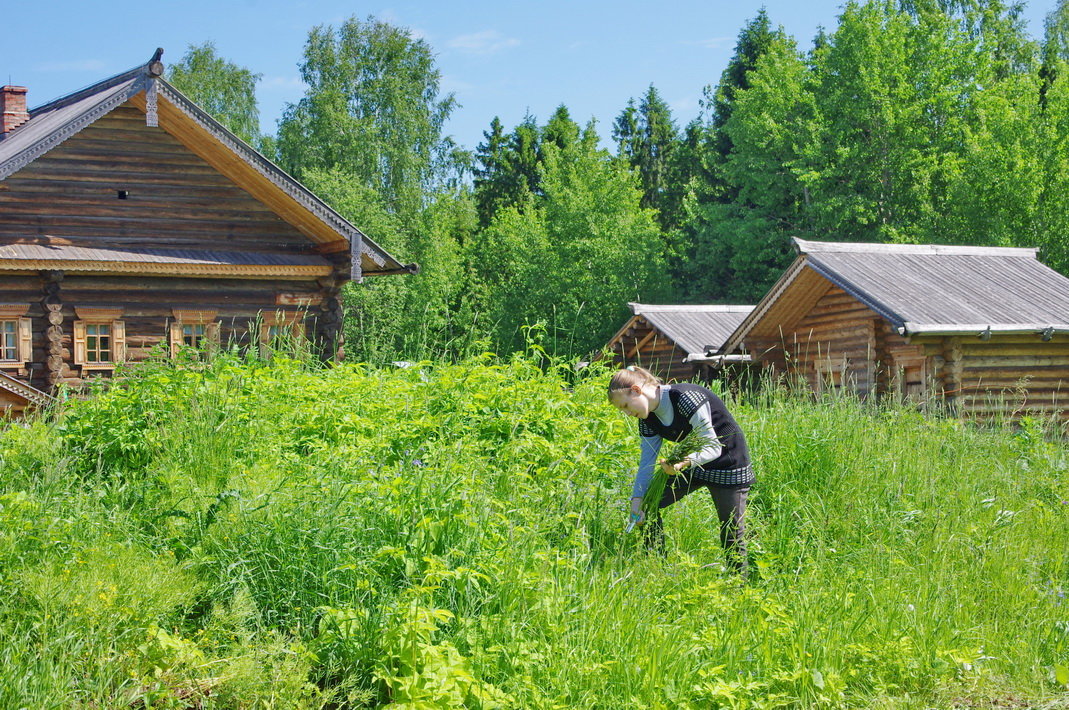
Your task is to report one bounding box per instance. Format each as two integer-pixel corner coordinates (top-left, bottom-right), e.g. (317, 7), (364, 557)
(646, 475), (751, 573)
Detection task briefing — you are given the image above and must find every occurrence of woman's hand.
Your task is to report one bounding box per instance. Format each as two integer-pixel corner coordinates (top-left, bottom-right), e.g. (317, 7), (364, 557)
(630, 497), (645, 525)
(659, 458), (691, 475)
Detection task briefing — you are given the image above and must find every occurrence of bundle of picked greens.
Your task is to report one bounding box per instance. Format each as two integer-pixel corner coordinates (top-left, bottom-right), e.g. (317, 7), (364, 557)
(628, 430), (707, 532)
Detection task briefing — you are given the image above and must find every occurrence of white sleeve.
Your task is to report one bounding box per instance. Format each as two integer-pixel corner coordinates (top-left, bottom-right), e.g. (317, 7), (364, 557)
(631, 434), (663, 498)
(686, 402), (723, 467)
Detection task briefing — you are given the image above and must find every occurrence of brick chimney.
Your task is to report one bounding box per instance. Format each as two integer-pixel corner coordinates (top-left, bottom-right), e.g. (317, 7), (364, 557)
(1, 86), (29, 134)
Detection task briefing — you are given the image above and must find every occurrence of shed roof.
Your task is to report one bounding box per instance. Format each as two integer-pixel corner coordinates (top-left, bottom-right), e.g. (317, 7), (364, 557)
(0, 370), (53, 409)
(723, 238), (1069, 353)
(0, 52), (413, 280)
(608, 303), (754, 361)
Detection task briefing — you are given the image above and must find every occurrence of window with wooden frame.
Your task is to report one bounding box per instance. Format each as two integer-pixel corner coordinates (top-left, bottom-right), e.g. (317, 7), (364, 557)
(259, 311), (305, 355)
(73, 307), (125, 370)
(169, 310), (220, 356)
(0, 304), (32, 367)
(890, 349), (927, 402)
(815, 357), (849, 396)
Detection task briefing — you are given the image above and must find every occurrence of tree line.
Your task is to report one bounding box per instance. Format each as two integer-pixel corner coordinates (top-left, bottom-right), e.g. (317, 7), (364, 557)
(167, 0), (1069, 361)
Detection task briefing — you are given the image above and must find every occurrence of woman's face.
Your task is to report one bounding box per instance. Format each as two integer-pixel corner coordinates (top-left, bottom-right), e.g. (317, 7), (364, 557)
(610, 384), (656, 418)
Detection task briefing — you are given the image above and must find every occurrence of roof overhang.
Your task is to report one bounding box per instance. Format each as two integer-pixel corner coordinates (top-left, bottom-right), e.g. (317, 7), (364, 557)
(0, 242), (335, 280)
(0, 260), (332, 279)
(720, 256), (811, 355)
(900, 323), (1069, 337)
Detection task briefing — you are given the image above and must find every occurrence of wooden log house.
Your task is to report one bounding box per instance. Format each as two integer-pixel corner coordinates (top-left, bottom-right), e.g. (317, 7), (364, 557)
(720, 238), (1069, 421)
(0, 51), (414, 411)
(604, 303), (753, 382)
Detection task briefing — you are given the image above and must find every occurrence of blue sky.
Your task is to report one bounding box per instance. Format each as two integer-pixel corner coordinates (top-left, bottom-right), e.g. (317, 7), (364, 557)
(3, 1), (1057, 152)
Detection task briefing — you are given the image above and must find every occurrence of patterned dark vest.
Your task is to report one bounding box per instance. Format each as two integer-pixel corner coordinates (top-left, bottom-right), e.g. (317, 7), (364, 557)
(639, 384), (752, 477)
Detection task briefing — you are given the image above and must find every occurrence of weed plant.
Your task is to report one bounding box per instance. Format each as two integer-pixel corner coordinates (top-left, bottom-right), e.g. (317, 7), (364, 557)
(0, 351), (1067, 707)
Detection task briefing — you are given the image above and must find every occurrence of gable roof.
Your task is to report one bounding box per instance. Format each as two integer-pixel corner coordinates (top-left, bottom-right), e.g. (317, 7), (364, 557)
(607, 303), (754, 361)
(0, 51), (413, 280)
(723, 238), (1069, 354)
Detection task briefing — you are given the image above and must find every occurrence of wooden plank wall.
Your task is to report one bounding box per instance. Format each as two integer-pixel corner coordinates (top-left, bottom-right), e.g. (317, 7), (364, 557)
(779, 286), (878, 395)
(0, 104), (329, 260)
(744, 279), (1069, 421)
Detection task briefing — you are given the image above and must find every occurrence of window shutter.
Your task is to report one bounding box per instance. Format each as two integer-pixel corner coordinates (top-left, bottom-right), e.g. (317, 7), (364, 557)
(206, 322), (221, 350)
(259, 323), (271, 345)
(73, 321), (87, 366)
(169, 321), (182, 357)
(17, 317), (31, 363)
(291, 317), (306, 339)
(112, 321), (126, 362)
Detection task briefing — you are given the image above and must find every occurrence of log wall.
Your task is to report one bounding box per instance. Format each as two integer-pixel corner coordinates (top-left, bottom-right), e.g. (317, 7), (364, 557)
(0, 272), (331, 392)
(0, 100), (353, 401)
(916, 334), (1069, 422)
(745, 285), (923, 399)
(0, 104), (336, 262)
(744, 282), (1069, 421)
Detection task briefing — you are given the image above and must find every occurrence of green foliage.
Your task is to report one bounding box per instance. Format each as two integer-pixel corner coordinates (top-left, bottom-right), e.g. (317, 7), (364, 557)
(276, 15), (458, 216)
(303, 167), (480, 362)
(472, 110), (573, 228)
(166, 41), (263, 147)
(470, 124), (668, 353)
(1, 356), (1068, 706)
(613, 85), (684, 231)
(708, 8), (788, 165)
(676, 0), (1065, 302)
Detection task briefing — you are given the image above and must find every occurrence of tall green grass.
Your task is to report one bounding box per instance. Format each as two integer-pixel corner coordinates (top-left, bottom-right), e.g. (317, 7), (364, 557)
(0, 352), (1066, 707)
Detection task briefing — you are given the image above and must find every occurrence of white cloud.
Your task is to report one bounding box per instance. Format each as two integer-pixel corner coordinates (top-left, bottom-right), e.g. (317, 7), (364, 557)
(260, 76), (307, 91)
(440, 75), (475, 95)
(688, 36), (734, 50)
(34, 59), (108, 73)
(448, 30), (520, 55)
(670, 96), (699, 115)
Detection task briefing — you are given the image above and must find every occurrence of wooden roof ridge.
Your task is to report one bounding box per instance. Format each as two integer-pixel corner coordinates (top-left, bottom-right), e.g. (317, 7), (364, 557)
(0, 49), (416, 281)
(792, 237), (1038, 258)
(629, 302), (753, 314)
(26, 66), (145, 118)
(0, 370), (54, 408)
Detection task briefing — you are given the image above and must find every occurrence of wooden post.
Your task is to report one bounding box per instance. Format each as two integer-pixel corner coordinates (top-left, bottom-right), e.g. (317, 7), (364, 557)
(942, 336), (962, 415)
(313, 275), (344, 362)
(863, 318), (878, 400)
(40, 270), (67, 389)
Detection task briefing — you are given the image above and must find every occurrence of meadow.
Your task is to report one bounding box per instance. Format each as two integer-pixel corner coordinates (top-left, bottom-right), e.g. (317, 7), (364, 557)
(0, 351), (1067, 708)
